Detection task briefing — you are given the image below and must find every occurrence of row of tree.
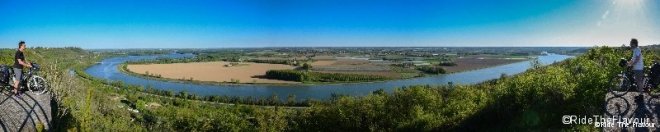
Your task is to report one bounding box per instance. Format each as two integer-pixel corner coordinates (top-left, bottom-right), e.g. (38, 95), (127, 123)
(415, 65), (447, 74)
(265, 69), (390, 83)
(437, 61), (457, 66)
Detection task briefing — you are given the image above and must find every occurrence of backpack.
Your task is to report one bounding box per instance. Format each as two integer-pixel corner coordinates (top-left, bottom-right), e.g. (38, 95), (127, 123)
(0, 65), (8, 84)
(649, 62), (660, 89)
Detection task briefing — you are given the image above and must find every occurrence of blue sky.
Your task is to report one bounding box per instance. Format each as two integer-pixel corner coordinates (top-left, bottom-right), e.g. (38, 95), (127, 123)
(1, 0), (659, 49)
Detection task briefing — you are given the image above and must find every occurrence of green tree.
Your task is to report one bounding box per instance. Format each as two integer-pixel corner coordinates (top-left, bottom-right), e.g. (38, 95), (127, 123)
(302, 63), (312, 71)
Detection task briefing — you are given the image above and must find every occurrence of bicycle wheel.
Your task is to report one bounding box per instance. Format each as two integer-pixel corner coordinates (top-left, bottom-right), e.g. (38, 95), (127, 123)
(647, 95), (660, 114)
(605, 96), (631, 118)
(27, 76), (48, 95)
(610, 74), (631, 96)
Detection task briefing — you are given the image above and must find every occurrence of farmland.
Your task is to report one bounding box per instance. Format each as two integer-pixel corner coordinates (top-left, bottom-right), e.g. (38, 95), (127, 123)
(126, 61), (299, 84)
(440, 55), (529, 73)
(119, 47), (582, 84)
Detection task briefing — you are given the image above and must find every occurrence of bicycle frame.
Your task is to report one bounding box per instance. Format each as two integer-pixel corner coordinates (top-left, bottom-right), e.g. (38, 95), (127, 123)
(5, 65), (39, 89)
(622, 66), (654, 90)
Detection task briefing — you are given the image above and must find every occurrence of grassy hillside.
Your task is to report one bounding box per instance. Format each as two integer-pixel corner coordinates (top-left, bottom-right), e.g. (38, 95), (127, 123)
(5, 46), (652, 131)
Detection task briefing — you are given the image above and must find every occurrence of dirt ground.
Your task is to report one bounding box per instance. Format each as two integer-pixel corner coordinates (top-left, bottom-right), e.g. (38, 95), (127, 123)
(311, 60), (336, 66)
(311, 59), (399, 78)
(127, 62), (299, 84)
(311, 57), (525, 78)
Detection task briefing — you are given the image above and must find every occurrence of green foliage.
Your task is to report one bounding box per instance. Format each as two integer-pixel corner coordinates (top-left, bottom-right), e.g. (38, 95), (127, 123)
(249, 59), (293, 65)
(0, 49), (16, 64)
(265, 70), (308, 82)
(415, 65), (446, 74)
(290, 46), (623, 131)
(265, 69), (390, 83)
(437, 62), (457, 66)
(293, 85), (478, 131)
(301, 63), (312, 71)
(137, 101), (253, 131)
(31, 46), (630, 131)
(254, 107), (290, 132)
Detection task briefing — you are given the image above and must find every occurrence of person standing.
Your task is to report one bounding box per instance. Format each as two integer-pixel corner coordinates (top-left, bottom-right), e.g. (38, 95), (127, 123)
(13, 41), (32, 96)
(627, 38), (644, 92)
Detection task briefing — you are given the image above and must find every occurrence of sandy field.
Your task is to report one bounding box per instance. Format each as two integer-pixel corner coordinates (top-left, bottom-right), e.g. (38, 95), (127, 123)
(311, 60), (336, 66)
(126, 61), (299, 84)
(311, 59), (399, 78)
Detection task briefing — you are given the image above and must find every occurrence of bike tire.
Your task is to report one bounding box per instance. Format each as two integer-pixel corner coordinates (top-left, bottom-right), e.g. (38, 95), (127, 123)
(609, 74), (631, 96)
(27, 76), (48, 95)
(604, 96), (632, 118)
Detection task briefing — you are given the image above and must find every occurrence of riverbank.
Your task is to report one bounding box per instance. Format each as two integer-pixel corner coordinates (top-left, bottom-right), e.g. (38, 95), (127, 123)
(120, 57), (531, 85)
(85, 52), (572, 100)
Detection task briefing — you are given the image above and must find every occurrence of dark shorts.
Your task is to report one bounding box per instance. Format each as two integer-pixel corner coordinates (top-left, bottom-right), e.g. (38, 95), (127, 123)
(13, 68), (22, 83)
(634, 70), (644, 83)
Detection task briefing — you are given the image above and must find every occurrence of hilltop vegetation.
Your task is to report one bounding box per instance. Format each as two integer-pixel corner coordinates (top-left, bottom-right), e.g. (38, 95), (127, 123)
(1, 46), (643, 131)
(286, 47), (626, 131)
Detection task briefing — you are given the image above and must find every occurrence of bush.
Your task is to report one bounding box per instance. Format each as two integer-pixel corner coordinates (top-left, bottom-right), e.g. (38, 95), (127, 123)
(438, 62), (457, 66)
(265, 70), (390, 83)
(416, 65), (446, 74)
(301, 63), (312, 71)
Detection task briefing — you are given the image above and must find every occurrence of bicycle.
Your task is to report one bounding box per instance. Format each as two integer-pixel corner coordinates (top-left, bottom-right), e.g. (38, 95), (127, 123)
(2, 62), (49, 95)
(609, 58), (657, 96)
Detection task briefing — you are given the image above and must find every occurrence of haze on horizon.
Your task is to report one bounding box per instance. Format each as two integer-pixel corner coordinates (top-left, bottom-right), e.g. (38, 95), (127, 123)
(1, 0), (659, 49)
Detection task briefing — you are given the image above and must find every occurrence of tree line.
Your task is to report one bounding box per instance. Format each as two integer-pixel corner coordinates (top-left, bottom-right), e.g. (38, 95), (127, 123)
(415, 65), (447, 74)
(265, 69), (390, 83)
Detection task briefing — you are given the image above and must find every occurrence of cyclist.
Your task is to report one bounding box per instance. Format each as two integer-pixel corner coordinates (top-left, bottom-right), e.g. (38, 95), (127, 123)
(627, 38), (644, 92)
(13, 41), (32, 96)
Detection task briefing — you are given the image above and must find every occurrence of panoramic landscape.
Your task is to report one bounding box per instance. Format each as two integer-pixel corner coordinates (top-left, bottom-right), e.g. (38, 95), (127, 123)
(1, 0), (660, 131)
(120, 47), (579, 85)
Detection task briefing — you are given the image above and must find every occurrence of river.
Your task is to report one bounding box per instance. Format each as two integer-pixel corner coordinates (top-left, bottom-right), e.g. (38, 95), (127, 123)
(85, 53), (572, 100)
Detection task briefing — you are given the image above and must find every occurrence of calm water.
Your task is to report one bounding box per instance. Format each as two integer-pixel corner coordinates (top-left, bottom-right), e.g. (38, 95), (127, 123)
(85, 53), (572, 100)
